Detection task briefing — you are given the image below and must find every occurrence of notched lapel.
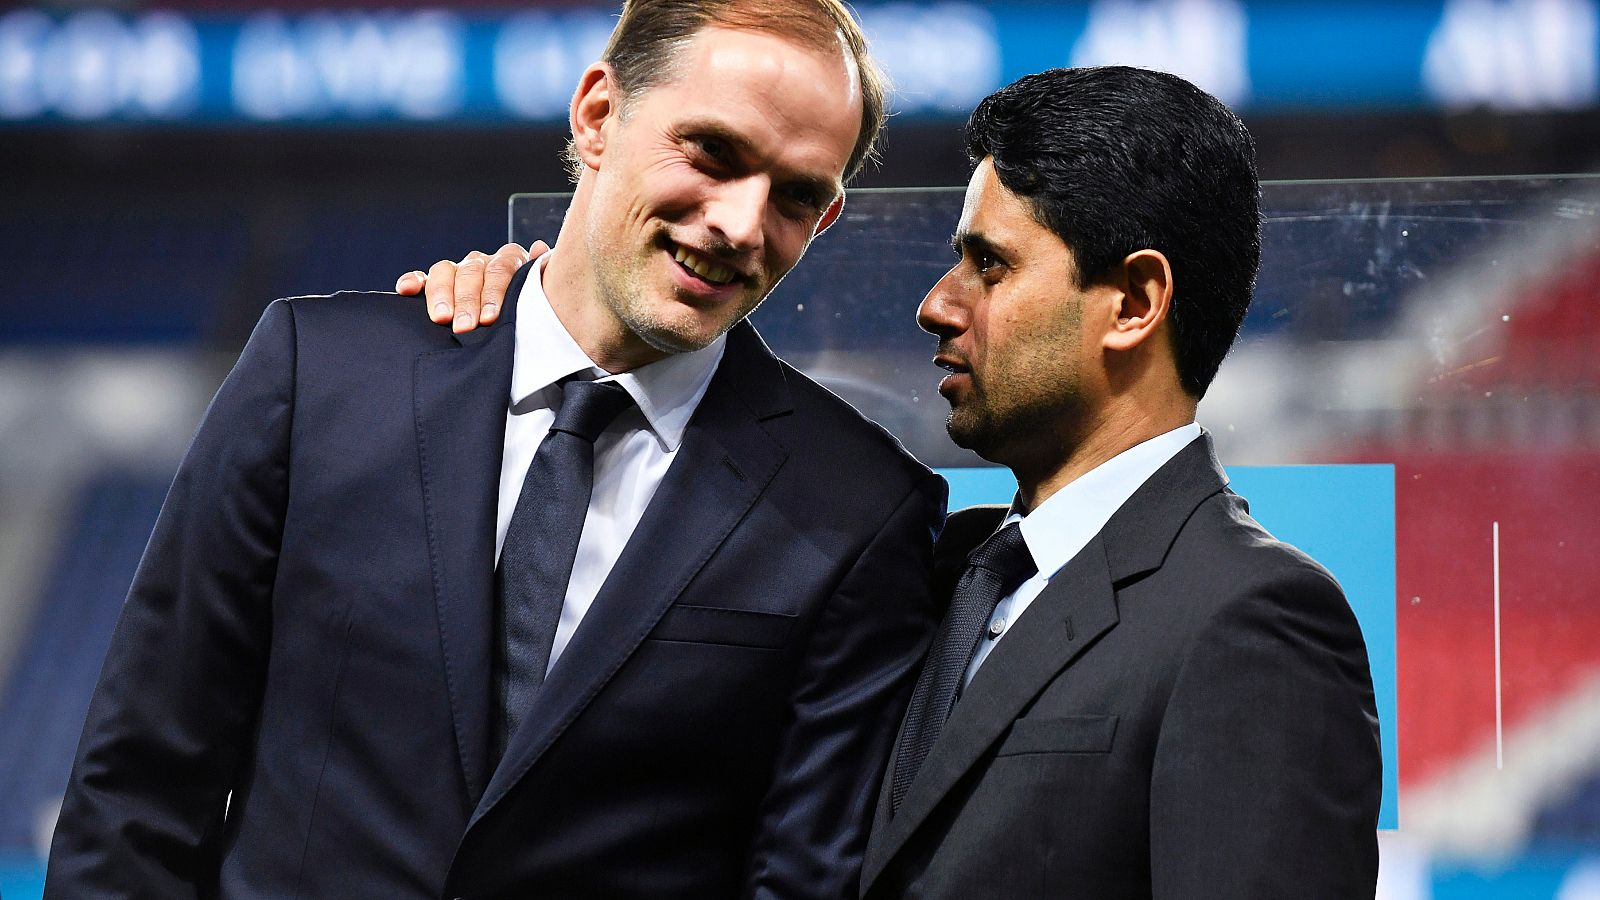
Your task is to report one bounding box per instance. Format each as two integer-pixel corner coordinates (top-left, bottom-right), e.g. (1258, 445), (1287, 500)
(469, 323), (792, 827)
(413, 264), (528, 807)
(862, 538), (1119, 890)
(863, 432), (1230, 892)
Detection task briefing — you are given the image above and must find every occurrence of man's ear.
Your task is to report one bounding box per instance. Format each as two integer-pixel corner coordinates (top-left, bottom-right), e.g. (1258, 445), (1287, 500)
(814, 192), (846, 237)
(569, 63), (620, 171)
(1103, 249), (1173, 353)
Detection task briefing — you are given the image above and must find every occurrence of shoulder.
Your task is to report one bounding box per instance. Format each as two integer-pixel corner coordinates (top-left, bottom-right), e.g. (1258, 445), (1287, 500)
(1160, 490), (1377, 733)
(237, 292), (466, 377)
(1163, 487), (1359, 640)
(766, 355), (939, 489)
(1189, 489), (1341, 590)
(725, 353), (946, 537)
(276, 290), (458, 347)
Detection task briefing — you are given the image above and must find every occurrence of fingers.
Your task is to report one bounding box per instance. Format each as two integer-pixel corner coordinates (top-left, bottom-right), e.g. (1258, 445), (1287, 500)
(424, 258), (459, 326)
(449, 251), (490, 333)
(418, 242), (544, 332)
(479, 243), (532, 325)
(395, 270), (426, 296)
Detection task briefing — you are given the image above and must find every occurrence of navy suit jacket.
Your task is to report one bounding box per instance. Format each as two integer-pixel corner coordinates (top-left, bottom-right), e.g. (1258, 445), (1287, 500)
(47, 263), (945, 899)
(861, 436), (1381, 899)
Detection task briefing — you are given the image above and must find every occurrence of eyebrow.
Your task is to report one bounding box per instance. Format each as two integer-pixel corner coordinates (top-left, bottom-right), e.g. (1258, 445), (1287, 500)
(951, 230), (1005, 260)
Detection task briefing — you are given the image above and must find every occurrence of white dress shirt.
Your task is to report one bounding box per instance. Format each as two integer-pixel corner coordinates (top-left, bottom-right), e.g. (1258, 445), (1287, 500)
(963, 422), (1204, 686)
(496, 253), (725, 673)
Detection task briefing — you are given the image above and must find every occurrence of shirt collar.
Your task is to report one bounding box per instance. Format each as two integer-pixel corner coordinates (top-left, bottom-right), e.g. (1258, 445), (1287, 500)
(1005, 422), (1204, 580)
(511, 251), (726, 452)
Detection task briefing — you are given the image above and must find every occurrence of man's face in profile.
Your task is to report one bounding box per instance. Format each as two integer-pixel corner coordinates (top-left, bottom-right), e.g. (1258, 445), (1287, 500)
(918, 158), (1108, 465)
(578, 25), (862, 356)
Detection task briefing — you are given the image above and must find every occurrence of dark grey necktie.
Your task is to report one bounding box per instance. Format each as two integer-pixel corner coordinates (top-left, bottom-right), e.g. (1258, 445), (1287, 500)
(493, 378), (636, 760)
(889, 522), (1036, 814)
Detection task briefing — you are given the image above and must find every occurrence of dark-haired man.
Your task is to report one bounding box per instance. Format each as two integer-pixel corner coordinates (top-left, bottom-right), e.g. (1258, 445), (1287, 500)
(858, 66), (1381, 899)
(47, 2), (943, 898)
(420, 66), (1382, 899)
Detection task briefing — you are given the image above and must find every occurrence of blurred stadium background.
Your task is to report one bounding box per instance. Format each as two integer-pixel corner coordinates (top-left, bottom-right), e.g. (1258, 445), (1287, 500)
(4, 1), (1600, 897)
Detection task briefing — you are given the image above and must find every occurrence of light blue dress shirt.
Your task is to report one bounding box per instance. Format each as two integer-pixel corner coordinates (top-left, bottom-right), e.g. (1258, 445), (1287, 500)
(963, 422), (1205, 687)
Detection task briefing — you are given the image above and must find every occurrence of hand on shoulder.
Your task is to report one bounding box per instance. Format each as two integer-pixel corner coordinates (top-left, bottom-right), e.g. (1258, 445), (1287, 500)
(394, 241), (548, 333)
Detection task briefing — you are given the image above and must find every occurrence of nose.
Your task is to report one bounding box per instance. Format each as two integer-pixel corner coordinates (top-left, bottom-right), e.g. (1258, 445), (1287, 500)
(917, 264), (969, 338)
(704, 176), (769, 254)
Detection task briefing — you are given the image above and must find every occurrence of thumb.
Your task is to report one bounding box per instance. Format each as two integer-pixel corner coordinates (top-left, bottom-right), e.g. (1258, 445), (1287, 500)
(395, 270), (426, 295)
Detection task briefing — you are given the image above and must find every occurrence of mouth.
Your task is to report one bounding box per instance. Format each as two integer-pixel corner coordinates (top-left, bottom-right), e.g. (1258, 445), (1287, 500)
(670, 242), (742, 287)
(934, 349), (970, 376)
(933, 347), (972, 399)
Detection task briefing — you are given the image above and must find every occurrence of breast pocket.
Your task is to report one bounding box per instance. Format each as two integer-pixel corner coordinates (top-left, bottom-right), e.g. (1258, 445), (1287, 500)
(647, 604), (797, 649)
(995, 714), (1119, 756)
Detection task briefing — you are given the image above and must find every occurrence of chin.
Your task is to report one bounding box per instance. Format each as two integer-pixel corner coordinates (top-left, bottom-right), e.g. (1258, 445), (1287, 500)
(608, 291), (721, 355)
(944, 413), (985, 452)
(946, 406), (1013, 462)
(625, 313), (725, 355)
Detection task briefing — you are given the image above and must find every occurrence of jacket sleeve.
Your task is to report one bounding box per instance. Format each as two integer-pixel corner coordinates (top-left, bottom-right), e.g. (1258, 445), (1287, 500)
(1148, 562), (1383, 899)
(742, 472), (946, 900)
(45, 300), (296, 898)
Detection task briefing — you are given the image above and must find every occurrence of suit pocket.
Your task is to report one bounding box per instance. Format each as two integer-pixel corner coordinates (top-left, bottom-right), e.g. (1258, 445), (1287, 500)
(996, 714), (1118, 756)
(647, 604), (796, 649)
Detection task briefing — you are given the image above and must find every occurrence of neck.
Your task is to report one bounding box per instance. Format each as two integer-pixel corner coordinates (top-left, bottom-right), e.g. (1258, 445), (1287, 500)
(1011, 391), (1196, 513)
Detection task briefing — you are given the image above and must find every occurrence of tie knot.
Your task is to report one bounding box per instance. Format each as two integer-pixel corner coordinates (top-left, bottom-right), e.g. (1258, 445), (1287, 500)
(967, 522), (1036, 592)
(550, 379), (635, 443)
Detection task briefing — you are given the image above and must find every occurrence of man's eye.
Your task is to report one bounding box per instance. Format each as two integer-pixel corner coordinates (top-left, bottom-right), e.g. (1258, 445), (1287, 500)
(695, 137), (727, 160)
(784, 186), (821, 210)
(952, 242), (1003, 274)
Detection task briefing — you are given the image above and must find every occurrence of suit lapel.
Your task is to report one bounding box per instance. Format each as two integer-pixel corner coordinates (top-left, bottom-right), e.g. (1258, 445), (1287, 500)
(413, 264), (529, 808)
(862, 434), (1230, 893)
(862, 540), (1119, 889)
(469, 322), (792, 827)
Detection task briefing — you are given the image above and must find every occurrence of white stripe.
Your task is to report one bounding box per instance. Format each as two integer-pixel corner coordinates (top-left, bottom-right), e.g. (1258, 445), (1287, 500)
(1494, 520), (1503, 771)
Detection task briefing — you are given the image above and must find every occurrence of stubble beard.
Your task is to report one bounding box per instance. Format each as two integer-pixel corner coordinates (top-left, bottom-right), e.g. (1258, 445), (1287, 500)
(944, 380), (1013, 463)
(611, 288), (711, 355)
(585, 234), (708, 357)
(948, 296), (1090, 465)
(588, 227), (766, 357)
(945, 371), (1085, 468)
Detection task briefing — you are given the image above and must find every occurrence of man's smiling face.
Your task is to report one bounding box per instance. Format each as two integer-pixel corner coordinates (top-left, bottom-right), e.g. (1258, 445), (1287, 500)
(577, 25), (861, 359)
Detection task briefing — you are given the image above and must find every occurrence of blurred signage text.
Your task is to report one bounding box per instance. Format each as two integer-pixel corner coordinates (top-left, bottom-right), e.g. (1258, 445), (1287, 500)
(2, 1), (1599, 124)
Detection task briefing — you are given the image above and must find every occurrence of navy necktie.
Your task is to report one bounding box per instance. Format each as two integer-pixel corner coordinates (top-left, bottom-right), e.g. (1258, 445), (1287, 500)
(890, 521), (1036, 814)
(494, 378), (636, 760)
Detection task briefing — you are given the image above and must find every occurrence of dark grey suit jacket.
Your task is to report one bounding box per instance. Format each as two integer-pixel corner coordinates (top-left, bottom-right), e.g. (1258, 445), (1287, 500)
(48, 262), (945, 900)
(861, 434), (1381, 899)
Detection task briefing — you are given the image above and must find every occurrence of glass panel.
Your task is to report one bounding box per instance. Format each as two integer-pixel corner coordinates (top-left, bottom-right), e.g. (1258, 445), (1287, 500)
(529, 176), (1600, 874)
(2, 176), (1595, 898)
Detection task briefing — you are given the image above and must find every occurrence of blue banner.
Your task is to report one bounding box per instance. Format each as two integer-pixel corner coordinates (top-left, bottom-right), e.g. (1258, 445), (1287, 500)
(2, 2), (1597, 124)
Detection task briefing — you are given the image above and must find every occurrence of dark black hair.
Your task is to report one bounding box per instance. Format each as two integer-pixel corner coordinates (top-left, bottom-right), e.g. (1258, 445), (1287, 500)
(965, 66), (1261, 398)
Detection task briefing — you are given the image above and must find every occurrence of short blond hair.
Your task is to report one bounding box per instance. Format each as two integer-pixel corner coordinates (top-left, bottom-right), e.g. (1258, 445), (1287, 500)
(566, 0), (887, 184)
